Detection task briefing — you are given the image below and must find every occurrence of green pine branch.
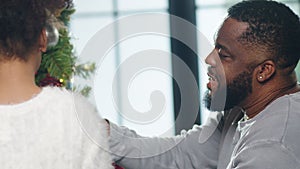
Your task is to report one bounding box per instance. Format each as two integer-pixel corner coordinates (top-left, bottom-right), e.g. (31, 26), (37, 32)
(36, 5), (95, 97)
(74, 62), (96, 79)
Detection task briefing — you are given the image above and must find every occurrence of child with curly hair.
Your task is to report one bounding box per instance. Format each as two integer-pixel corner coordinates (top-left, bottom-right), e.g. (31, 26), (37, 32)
(0, 0), (113, 168)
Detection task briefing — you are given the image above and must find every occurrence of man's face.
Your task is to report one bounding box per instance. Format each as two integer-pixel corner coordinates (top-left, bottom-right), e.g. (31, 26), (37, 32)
(204, 18), (257, 111)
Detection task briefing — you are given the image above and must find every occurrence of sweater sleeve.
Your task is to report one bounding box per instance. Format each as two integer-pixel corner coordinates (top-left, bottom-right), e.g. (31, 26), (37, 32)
(73, 92), (114, 169)
(108, 111), (223, 169)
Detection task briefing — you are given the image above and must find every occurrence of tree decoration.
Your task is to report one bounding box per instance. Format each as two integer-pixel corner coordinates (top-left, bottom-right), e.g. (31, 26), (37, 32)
(35, 3), (95, 96)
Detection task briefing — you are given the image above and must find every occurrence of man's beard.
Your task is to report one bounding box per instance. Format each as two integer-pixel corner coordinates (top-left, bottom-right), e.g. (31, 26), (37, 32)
(204, 69), (253, 111)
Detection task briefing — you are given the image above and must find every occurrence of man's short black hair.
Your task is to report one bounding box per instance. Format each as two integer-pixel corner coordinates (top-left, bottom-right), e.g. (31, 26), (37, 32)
(228, 0), (300, 69)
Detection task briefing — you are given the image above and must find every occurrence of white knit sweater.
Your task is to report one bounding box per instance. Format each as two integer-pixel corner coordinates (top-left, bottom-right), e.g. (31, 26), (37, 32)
(0, 87), (113, 169)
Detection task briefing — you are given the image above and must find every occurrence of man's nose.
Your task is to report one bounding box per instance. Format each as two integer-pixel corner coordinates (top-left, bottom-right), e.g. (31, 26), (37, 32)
(205, 49), (218, 67)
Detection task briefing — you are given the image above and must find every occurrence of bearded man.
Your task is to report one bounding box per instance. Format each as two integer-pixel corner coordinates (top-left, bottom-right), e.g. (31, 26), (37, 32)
(107, 1), (300, 168)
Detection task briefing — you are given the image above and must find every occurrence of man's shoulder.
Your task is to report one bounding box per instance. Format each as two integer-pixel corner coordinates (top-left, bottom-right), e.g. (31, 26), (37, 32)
(246, 92), (300, 139)
(237, 91), (300, 160)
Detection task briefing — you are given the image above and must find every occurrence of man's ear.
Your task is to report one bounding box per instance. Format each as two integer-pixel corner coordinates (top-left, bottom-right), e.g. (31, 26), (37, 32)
(39, 29), (47, 53)
(255, 60), (276, 83)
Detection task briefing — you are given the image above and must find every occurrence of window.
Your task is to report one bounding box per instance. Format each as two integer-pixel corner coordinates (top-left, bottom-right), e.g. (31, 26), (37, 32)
(71, 0), (174, 137)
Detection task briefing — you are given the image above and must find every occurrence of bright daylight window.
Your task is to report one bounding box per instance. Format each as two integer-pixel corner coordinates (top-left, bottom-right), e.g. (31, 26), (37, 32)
(71, 0), (174, 137)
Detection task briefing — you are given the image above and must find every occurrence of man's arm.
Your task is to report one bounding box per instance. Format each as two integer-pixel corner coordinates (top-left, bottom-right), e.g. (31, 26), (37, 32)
(108, 111), (223, 169)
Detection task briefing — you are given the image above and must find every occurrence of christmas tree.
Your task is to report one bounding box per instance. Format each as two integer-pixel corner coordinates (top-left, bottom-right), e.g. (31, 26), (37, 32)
(35, 2), (95, 97)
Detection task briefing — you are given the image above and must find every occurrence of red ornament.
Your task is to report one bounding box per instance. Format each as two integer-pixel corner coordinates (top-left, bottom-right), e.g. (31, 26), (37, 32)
(39, 74), (63, 87)
(113, 163), (125, 169)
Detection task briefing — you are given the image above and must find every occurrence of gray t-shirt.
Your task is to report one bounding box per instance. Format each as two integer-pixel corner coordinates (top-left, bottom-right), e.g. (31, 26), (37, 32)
(226, 92), (300, 169)
(109, 91), (300, 169)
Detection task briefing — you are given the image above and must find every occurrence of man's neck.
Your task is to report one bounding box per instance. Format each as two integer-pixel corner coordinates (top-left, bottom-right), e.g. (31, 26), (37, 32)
(241, 76), (300, 119)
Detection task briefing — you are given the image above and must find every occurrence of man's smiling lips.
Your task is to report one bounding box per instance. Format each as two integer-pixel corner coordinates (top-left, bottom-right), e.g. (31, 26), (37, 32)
(207, 72), (218, 92)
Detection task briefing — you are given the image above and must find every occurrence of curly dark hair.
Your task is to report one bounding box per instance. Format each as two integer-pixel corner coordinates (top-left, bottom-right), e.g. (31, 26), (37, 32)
(228, 0), (300, 69)
(0, 0), (71, 61)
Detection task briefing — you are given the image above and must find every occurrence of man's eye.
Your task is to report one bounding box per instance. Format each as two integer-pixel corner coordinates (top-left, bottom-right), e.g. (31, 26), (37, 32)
(217, 48), (230, 58)
(218, 53), (230, 58)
